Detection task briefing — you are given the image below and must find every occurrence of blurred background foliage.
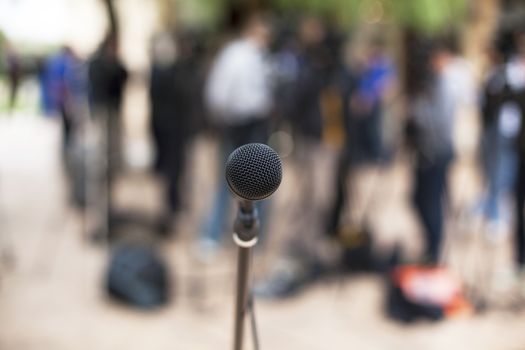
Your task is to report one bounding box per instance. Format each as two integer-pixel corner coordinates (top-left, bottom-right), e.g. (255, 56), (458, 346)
(168, 0), (469, 33)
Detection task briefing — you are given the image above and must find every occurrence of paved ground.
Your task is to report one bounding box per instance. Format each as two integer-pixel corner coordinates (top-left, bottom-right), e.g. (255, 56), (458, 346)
(2, 114), (525, 350)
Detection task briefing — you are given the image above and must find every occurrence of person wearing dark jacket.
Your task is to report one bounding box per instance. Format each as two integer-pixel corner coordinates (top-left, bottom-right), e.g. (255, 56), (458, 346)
(285, 17), (331, 244)
(88, 36), (128, 175)
(149, 33), (199, 234)
(326, 43), (394, 236)
(88, 35), (128, 238)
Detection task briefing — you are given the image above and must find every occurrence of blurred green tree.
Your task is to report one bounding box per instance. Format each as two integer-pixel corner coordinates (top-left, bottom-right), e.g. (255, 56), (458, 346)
(170, 0), (469, 33)
(152, 0), (470, 34)
(271, 0), (469, 33)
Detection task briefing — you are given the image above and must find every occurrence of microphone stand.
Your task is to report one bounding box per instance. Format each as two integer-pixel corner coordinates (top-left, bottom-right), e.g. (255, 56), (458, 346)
(232, 200), (260, 350)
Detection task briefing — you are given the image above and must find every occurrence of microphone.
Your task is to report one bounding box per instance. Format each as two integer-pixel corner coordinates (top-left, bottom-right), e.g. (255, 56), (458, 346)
(225, 143), (282, 201)
(225, 143), (282, 350)
(226, 143), (282, 244)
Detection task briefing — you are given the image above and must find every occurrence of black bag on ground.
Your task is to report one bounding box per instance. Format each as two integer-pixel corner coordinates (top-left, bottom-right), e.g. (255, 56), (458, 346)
(386, 280), (444, 323)
(105, 241), (170, 309)
(383, 247), (472, 323)
(384, 247), (442, 322)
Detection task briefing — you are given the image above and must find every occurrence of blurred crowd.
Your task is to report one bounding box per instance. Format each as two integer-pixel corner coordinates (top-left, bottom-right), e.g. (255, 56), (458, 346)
(3, 4), (525, 319)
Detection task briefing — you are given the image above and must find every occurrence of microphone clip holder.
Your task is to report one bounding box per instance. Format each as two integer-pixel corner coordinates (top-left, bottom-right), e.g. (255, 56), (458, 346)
(233, 200), (259, 247)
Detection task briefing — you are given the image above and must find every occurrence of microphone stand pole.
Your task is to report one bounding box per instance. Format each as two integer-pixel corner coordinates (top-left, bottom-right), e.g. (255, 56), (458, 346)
(232, 200), (259, 350)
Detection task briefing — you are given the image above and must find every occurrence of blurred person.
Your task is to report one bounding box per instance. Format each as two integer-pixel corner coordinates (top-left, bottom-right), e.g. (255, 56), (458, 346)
(88, 35), (128, 156)
(288, 17), (328, 143)
(149, 32), (202, 235)
(88, 35), (128, 237)
(468, 28), (525, 300)
(37, 56), (54, 116)
(149, 33), (180, 233)
(511, 31), (525, 277)
(45, 47), (85, 153)
(272, 28), (300, 129)
(40, 46), (89, 207)
(348, 38), (394, 161)
(5, 44), (21, 113)
(197, 14), (273, 258)
(283, 17), (331, 243)
(88, 34), (128, 153)
(476, 40), (520, 242)
(408, 38), (474, 264)
(326, 38), (395, 237)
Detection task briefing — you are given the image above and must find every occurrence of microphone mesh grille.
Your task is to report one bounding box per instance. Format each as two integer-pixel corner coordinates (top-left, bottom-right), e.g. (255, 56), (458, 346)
(225, 143), (282, 201)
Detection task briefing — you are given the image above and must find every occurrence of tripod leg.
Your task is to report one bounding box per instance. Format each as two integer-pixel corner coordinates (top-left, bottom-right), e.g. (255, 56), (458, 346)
(247, 292), (260, 350)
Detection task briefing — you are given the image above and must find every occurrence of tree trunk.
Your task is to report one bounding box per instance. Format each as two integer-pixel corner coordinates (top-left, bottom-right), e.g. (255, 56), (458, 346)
(103, 0), (119, 40)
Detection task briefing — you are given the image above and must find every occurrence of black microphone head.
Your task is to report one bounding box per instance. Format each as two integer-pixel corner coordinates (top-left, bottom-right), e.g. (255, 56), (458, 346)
(225, 143), (282, 201)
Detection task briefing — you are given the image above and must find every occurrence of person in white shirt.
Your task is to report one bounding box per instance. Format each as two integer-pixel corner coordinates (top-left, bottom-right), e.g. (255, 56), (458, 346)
(198, 15), (274, 258)
(205, 19), (272, 125)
